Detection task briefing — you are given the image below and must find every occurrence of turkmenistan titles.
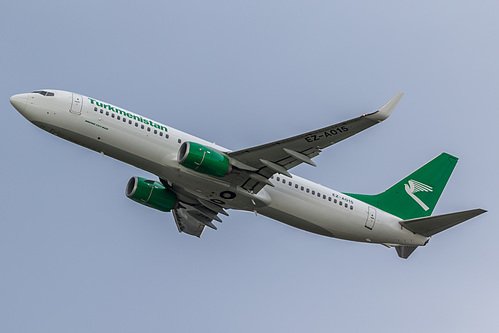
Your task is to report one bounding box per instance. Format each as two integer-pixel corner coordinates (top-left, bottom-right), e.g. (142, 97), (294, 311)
(88, 98), (167, 132)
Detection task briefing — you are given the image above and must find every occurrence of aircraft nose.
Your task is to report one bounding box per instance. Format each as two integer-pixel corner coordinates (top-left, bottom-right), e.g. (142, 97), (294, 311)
(10, 93), (29, 113)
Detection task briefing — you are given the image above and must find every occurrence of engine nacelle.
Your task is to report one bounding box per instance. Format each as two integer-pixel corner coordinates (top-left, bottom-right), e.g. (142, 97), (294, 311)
(177, 141), (231, 177)
(125, 177), (177, 212)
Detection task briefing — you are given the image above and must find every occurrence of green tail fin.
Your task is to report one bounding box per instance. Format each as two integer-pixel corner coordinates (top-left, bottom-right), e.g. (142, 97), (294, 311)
(346, 153), (458, 220)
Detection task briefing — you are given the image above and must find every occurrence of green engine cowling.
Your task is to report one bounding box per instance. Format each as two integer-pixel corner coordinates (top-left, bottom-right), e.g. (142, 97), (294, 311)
(125, 177), (177, 212)
(177, 141), (231, 177)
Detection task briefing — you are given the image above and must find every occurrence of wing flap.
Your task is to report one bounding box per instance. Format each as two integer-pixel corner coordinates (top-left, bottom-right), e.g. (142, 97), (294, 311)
(172, 207), (206, 237)
(399, 209), (486, 237)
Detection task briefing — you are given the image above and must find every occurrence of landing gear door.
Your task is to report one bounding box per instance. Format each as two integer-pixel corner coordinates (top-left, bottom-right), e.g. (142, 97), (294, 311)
(70, 94), (83, 114)
(365, 206), (376, 230)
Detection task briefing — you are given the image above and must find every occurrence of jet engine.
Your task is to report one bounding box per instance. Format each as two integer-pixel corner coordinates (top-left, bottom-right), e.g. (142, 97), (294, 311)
(125, 177), (177, 212)
(177, 141), (231, 177)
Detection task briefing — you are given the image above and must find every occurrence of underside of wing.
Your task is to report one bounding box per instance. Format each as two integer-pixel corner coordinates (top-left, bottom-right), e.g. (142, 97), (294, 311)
(226, 93), (403, 193)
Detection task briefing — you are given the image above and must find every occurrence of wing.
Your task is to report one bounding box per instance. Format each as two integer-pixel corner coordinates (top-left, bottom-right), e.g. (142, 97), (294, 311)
(227, 93), (404, 193)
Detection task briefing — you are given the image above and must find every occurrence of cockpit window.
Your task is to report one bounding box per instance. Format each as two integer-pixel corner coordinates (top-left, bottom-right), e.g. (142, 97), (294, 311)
(32, 90), (54, 97)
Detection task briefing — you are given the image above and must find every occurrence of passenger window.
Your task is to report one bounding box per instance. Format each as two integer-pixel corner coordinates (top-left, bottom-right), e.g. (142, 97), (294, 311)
(276, 177), (280, 181)
(328, 197), (331, 201)
(178, 139), (182, 144)
(111, 114), (115, 118)
(128, 120), (132, 124)
(282, 179), (286, 184)
(141, 125), (144, 129)
(288, 182), (292, 186)
(160, 132), (163, 136)
(323, 195), (326, 199)
(117, 116), (120, 120)
(301, 186), (304, 191)
(100, 109), (103, 114)
(334, 199), (337, 204)
(154, 130), (157, 134)
(123, 118), (126, 122)
(135, 122), (138, 127)
(306, 188), (310, 193)
(295, 184), (298, 189)
(147, 127), (151, 131)
(350, 205), (353, 210)
(165, 134), (169, 139)
(106, 111), (109, 116)
(312, 190), (315, 195)
(317, 193), (321, 197)
(339, 201), (343, 206)
(94, 107), (97, 112)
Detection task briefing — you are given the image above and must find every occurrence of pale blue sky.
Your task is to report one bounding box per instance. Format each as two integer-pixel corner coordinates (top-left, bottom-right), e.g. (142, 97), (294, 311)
(1, 1), (498, 332)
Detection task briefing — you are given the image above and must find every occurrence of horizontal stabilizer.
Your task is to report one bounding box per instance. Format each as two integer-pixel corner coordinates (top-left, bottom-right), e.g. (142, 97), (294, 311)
(400, 209), (486, 237)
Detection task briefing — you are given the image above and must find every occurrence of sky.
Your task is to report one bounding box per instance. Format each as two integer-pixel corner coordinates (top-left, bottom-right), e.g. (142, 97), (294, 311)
(1, 1), (498, 332)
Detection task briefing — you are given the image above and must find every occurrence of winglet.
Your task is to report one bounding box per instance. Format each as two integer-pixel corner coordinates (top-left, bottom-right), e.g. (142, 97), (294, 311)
(366, 92), (404, 122)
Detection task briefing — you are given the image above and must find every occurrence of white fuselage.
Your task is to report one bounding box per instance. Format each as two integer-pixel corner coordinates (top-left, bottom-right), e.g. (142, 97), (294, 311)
(13, 90), (429, 246)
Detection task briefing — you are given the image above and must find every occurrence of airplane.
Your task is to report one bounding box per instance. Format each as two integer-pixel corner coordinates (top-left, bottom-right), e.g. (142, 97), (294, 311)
(10, 90), (486, 259)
